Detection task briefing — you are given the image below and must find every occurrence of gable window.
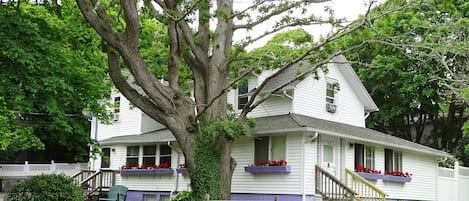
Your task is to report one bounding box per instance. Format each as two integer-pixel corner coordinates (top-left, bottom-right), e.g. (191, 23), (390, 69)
(385, 149), (402, 172)
(126, 144), (172, 167)
(326, 79), (338, 113)
(238, 84), (248, 110)
(354, 143), (375, 169)
(254, 135), (286, 162)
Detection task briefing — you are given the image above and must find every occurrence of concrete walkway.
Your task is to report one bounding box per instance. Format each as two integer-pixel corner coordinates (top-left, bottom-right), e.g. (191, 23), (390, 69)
(0, 193), (4, 201)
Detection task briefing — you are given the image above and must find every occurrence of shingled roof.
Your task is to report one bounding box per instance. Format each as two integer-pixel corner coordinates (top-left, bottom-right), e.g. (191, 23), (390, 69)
(99, 129), (175, 145)
(254, 113), (450, 157)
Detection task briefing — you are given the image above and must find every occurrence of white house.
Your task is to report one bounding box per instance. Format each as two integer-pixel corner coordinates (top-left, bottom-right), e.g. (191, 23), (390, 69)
(87, 55), (451, 201)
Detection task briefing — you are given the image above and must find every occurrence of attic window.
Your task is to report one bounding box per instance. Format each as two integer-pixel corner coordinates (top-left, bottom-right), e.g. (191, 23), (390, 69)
(238, 84), (248, 110)
(326, 79), (338, 113)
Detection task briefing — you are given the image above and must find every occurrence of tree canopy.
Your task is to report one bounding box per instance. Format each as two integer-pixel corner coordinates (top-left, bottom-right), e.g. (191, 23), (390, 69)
(0, 1), (110, 162)
(333, 0), (469, 164)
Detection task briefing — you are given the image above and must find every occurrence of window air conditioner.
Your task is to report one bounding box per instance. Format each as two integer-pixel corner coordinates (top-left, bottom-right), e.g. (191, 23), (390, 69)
(326, 103), (337, 113)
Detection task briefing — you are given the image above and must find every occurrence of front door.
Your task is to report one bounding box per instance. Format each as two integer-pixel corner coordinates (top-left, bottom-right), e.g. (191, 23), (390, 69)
(320, 136), (340, 178)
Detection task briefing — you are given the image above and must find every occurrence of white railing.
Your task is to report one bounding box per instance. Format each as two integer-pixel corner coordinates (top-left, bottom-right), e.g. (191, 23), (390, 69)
(0, 161), (88, 177)
(437, 162), (469, 201)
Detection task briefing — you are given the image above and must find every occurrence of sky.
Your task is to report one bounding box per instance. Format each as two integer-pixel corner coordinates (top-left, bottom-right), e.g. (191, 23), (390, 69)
(232, 0), (382, 49)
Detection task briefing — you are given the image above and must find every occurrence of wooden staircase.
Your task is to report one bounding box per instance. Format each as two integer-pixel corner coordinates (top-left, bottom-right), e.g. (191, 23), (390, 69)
(72, 169), (115, 201)
(315, 165), (386, 201)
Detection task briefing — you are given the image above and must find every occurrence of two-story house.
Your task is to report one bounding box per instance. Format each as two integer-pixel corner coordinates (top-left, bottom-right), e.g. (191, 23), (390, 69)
(88, 55), (450, 201)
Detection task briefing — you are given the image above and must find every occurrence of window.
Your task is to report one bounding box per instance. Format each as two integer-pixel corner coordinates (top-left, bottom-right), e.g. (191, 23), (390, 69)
(323, 145), (334, 163)
(126, 144), (172, 167)
(254, 136), (286, 162)
(126, 146), (139, 166)
(143, 145), (156, 166)
(354, 143), (375, 169)
(238, 84), (248, 110)
(114, 97), (121, 113)
(159, 144), (172, 166)
(326, 79), (338, 113)
(101, 148), (110, 168)
(385, 149), (402, 172)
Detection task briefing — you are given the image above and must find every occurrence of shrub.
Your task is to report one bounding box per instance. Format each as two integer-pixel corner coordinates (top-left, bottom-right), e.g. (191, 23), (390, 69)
(5, 173), (83, 201)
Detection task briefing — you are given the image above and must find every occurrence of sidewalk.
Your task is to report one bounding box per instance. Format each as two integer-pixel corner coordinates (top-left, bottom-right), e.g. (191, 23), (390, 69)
(0, 193), (4, 201)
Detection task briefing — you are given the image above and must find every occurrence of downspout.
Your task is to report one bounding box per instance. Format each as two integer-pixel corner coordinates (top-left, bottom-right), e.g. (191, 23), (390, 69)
(91, 117), (98, 170)
(167, 141), (180, 196)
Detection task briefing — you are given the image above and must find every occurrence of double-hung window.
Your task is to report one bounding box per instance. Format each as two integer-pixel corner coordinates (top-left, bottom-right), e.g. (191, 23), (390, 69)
(113, 96), (121, 121)
(126, 146), (139, 166)
(354, 143), (375, 169)
(254, 135), (286, 162)
(238, 84), (248, 110)
(125, 144), (172, 167)
(326, 79), (338, 113)
(385, 149), (402, 172)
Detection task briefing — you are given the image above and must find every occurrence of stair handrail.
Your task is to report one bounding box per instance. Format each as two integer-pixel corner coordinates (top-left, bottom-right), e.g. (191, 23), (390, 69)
(345, 168), (387, 200)
(79, 169), (115, 198)
(315, 165), (357, 200)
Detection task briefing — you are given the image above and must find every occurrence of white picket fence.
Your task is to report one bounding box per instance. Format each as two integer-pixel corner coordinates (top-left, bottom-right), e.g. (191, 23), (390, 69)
(0, 161), (87, 178)
(438, 162), (469, 201)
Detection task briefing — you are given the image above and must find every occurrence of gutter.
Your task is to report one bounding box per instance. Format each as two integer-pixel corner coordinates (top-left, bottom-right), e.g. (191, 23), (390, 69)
(167, 141), (180, 196)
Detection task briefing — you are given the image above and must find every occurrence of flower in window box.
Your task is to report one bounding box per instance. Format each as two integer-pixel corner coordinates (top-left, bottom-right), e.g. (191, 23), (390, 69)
(179, 163), (187, 168)
(356, 165), (381, 174)
(385, 170), (412, 177)
(121, 164), (131, 169)
(159, 162), (170, 169)
(251, 160), (288, 167)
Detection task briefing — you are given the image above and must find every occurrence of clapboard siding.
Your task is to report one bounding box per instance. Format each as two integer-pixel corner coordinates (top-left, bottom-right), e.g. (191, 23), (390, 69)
(303, 135), (317, 195)
(293, 65), (365, 127)
(231, 134), (304, 195)
(344, 142), (438, 201)
(248, 96), (292, 118)
(93, 93), (143, 142)
(140, 114), (166, 133)
(106, 143), (190, 192)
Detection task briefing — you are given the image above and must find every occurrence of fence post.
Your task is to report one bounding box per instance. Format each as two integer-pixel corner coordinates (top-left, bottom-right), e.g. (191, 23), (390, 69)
(25, 161), (29, 176)
(51, 160), (56, 173)
(455, 161), (459, 201)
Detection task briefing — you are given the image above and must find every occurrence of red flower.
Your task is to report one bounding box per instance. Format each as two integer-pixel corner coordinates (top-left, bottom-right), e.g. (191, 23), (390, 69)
(179, 163), (187, 168)
(253, 160), (288, 166)
(159, 162), (170, 168)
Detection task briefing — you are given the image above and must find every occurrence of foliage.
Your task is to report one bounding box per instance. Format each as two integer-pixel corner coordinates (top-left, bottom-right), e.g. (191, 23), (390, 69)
(5, 174), (83, 201)
(333, 0), (469, 156)
(0, 1), (110, 161)
(170, 191), (192, 201)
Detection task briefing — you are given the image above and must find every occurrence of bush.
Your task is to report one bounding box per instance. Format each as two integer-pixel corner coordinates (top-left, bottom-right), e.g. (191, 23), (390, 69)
(5, 173), (83, 201)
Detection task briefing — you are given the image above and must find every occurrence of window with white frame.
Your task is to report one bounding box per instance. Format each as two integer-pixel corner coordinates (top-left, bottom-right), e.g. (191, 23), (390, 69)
(237, 84), (248, 110)
(113, 96), (121, 121)
(326, 79), (338, 113)
(385, 149), (402, 172)
(126, 146), (139, 166)
(125, 144), (172, 167)
(254, 135), (286, 162)
(354, 143), (375, 169)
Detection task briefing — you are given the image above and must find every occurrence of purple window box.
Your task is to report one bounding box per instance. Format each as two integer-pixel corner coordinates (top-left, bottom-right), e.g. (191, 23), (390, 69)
(244, 166), (291, 173)
(383, 175), (412, 183)
(176, 168), (188, 174)
(357, 172), (383, 180)
(116, 168), (174, 175)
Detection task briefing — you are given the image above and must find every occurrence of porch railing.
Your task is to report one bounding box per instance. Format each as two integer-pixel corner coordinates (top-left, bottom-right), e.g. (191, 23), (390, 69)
(315, 165), (357, 201)
(0, 161), (87, 177)
(345, 169), (387, 201)
(78, 169), (115, 198)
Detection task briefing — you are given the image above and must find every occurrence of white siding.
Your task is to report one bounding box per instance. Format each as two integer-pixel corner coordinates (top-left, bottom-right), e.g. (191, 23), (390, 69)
(344, 142), (439, 201)
(293, 65), (365, 127)
(107, 143), (190, 192)
(140, 114), (166, 133)
(303, 134), (318, 195)
(248, 96), (292, 118)
(231, 134), (304, 195)
(94, 94), (142, 142)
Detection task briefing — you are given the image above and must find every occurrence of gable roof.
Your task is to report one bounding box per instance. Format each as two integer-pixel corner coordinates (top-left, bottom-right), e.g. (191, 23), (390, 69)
(254, 113), (450, 157)
(260, 55), (378, 112)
